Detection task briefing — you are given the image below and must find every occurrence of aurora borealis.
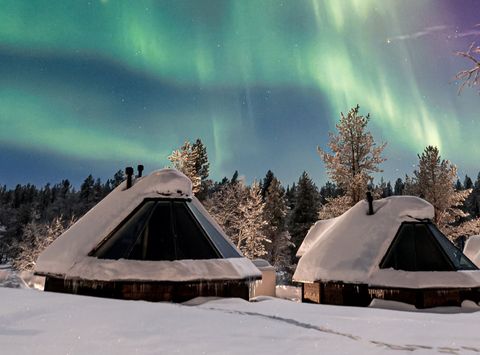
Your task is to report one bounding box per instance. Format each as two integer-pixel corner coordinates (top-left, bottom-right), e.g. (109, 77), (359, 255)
(1, 0), (479, 187)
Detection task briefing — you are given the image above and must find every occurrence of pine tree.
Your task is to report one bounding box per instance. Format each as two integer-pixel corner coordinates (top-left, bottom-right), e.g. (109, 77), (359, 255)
(317, 105), (387, 205)
(385, 181), (393, 197)
(80, 175), (95, 202)
(168, 139), (210, 198)
(319, 181), (340, 205)
(112, 170), (125, 188)
(205, 181), (246, 241)
(288, 172), (320, 258)
(464, 175), (473, 190)
(261, 170), (275, 199)
(206, 180), (269, 259)
(239, 182), (270, 259)
(394, 178), (405, 195)
(455, 179), (463, 191)
(414, 146), (469, 227)
(263, 176), (293, 270)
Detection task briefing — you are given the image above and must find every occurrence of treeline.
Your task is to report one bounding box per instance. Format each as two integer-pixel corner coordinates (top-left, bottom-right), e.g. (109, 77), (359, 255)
(2, 106), (480, 280)
(0, 170), (125, 263)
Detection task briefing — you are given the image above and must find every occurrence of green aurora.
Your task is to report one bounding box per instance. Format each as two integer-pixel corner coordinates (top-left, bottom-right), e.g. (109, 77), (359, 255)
(0, 0), (479, 185)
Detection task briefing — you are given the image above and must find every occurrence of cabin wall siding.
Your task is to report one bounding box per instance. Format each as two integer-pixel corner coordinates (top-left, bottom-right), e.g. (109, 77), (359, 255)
(300, 281), (480, 308)
(45, 277), (252, 302)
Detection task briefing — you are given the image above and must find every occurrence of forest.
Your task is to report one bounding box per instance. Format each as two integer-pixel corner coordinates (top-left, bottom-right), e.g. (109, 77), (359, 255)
(1, 106), (480, 282)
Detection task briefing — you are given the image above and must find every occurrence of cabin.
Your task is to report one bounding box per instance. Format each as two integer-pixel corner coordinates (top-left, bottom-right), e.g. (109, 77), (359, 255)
(35, 168), (261, 302)
(293, 196), (480, 308)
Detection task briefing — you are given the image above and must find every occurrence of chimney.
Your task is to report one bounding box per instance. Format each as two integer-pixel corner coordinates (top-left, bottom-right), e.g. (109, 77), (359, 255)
(137, 164), (144, 178)
(366, 191), (374, 215)
(125, 166), (134, 189)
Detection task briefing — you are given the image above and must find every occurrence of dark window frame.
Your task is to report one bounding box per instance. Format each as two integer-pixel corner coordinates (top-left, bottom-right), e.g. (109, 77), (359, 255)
(380, 221), (478, 271)
(89, 198), (223, 260)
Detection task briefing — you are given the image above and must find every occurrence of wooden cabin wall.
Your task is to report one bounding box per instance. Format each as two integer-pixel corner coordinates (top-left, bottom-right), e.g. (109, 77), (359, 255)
(301, 281), (480, 308)
(44, 277), (251, 302)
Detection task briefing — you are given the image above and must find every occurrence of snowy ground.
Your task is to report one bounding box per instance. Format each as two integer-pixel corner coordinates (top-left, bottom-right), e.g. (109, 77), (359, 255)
(1, 285), (480, 355)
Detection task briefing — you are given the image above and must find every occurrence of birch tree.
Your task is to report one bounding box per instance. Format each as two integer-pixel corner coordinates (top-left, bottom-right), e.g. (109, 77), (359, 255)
(318, 105), (386, 206)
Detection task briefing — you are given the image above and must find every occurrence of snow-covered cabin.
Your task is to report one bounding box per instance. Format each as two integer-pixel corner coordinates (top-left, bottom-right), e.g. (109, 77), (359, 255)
(293, 196), (480, 308)
(35, 168), (261, 302)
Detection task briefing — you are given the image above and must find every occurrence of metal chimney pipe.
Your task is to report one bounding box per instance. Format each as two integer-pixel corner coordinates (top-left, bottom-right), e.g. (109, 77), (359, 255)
(366, 191), (374, 215)
(125, 166), (134, 189)
(137, 164), (144, 178)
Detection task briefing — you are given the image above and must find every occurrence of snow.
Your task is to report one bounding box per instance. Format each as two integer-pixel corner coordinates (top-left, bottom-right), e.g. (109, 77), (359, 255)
(293, 196), (480, 288)
(1, 287), (480, 354)
(295, 218), (336, 257)
(464, 235), (480, 267)
(59, 257), (261, 282)
(35, 168), (260, 282)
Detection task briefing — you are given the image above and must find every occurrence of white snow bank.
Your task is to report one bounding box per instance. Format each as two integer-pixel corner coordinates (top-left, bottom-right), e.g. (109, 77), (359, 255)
(35, 169), (260, 282)
(2, 287), (480, 354)
(464, 235), (480, 267)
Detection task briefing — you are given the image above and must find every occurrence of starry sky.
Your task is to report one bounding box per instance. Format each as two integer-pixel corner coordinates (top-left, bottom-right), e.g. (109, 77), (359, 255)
(1, 0), (479, 188)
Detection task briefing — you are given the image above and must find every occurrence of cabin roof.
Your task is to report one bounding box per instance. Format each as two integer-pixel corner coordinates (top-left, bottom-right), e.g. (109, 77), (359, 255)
(293, 196), (480, 288)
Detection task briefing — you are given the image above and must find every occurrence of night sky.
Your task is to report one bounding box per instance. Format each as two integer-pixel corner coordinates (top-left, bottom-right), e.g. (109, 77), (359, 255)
(1, 0), (479, 188)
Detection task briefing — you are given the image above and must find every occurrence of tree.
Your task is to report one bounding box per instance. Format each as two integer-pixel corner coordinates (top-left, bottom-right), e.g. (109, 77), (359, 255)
(394, 178), (405, 195)
(413, 146), (469, 227)
(261, 170), (275, 199)
(11, 215), (75, 271)
(263, 176), (293, 270)
(464, 175), (473, 190)
(206, 180), (269, 259)
(319, 181), (341, 205)
(317, 105), (386, 205)
(112, 170), (125, 188)
(455, 42), (480, 93)
(239, 182), (270, 259)
(288, 172), (320, 258)
(168, 139), (210, 198)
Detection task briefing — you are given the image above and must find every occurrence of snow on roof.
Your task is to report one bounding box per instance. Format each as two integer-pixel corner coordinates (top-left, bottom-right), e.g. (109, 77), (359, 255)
(296, 218), (336, 258)
(35, 169), (260, 282)
(293, 196), (480, 288)
(464, 235), (480, 268)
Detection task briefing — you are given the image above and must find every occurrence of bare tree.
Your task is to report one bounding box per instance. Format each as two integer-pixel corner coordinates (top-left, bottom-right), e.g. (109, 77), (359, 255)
(455, 42), (480, 93)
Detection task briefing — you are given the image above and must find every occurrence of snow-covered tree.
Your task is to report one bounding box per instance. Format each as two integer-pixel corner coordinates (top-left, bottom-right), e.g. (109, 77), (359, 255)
(413, 146), (469, 227)
(239, 182), (270, 259)
(206, 180), (269, 259)
(168, 139), (210, 197)
(318, 105), (387, 205)
(11, 215), (75, 271)
(318, 195), (351, 220)
(444, 217), (480, 240)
